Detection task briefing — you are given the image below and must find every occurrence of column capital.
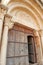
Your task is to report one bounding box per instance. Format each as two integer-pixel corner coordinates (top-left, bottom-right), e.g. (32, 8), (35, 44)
(4, 14), (14, 29)
(33, 30), (39, 36)
(5, 14), (12, 19)
(38, 29), (43, 32)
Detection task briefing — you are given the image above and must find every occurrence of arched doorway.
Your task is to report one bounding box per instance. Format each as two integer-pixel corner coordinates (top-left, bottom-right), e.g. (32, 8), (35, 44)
(6, 24), (37, 65)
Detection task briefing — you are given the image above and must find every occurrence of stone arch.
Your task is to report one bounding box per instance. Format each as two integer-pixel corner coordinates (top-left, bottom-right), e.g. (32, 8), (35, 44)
(7, 2), (43, 30)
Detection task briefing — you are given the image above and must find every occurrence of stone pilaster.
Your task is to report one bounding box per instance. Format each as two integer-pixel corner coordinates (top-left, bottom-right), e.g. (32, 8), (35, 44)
(33, 30), (42, 63)
(39, 30), (43, 58)
(39, 30), (43, 46)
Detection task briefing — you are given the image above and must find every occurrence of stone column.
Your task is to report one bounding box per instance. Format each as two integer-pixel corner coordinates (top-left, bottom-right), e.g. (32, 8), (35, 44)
(39, 30), (43, 60)
(1, 14), (12, 65)
(0, 4), (7, 49)
(33, 30), (42, 63)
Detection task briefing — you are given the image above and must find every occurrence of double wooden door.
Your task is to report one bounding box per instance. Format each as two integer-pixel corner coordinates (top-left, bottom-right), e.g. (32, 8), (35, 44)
(6, 25), (37, 65)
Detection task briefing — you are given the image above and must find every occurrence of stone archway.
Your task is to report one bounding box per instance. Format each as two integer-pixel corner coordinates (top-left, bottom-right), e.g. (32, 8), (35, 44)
(1, 0), (43, 65)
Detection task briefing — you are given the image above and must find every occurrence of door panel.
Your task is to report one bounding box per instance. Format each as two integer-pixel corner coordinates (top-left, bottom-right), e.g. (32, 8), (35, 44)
(14, 58), (20, 65)
(25, 56), (29, 65)
(24, 44), (28, 55)
(19, 44), (24, 55)
(7, 43), (15, 57)
(20, 57), (25, 65)
(6, 58), (14, 65)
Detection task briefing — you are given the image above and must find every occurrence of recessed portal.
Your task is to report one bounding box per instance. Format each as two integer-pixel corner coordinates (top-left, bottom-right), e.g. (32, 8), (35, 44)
(6, 24), (37, 65)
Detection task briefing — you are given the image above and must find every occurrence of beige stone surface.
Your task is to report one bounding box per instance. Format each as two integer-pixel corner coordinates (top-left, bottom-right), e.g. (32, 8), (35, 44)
(0, 0), (43, 65)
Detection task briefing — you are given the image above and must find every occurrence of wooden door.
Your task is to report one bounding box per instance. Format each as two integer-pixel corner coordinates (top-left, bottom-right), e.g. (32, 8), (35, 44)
(6, 25), (29, 65)
(6, 25), (37, 65)
(28, 36), (37, 64)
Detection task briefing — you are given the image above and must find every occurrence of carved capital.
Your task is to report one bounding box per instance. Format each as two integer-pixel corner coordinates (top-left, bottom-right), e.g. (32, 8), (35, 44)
(39, 30), (43, 36)
(33, 30), (39, 36)
(4, 14), (14, 29)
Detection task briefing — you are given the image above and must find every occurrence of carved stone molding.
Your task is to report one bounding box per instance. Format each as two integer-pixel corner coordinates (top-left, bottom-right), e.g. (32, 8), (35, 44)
(38, 0), (43, 6)
(36, 0), (43, 9)
(4, 14), (14, 29)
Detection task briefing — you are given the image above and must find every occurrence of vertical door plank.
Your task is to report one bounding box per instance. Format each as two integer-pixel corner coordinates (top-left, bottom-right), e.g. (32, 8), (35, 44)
(14, 43), (20, 56)
(24, 33), (28, 43)
(19, 32), (24, 42)
(15, 31), (20, 42)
